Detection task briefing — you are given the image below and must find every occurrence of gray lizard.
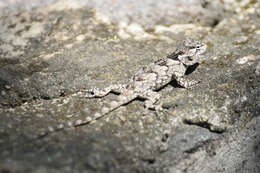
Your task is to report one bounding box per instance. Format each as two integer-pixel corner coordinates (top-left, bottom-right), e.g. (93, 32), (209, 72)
(39, 38), (207, 137)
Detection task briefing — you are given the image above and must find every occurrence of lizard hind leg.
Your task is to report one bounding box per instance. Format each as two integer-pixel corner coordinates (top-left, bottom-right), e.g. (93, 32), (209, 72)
(84, 84), (127, 98)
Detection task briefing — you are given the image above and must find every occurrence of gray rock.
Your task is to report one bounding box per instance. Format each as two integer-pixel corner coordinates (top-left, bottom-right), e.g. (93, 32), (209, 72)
(0, 0), (259, 173)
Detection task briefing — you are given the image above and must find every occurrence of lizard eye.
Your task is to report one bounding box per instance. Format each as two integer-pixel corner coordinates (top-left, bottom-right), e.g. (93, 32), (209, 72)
(187, 56), (193, 61)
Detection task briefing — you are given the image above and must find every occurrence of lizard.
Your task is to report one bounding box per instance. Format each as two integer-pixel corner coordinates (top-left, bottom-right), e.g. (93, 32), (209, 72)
(38, 38), (207, 137)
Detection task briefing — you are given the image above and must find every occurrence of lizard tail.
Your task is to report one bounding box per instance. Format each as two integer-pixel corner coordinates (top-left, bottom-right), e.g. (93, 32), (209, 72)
(36, 92), (137, 138)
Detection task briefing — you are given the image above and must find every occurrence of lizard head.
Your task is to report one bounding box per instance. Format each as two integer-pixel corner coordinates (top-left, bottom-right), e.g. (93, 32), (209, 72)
(167, 38), (207, 66)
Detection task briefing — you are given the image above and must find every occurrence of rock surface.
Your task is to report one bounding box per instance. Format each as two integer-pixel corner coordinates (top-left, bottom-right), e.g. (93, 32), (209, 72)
(0, 0), (259, 172)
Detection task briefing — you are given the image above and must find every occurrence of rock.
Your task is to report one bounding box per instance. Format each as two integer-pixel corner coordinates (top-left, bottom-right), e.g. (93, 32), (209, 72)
(0, 0), (259, 173)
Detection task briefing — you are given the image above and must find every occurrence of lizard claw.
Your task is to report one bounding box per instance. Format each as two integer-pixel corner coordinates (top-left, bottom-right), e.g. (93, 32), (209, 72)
(144, 101), (163, 112)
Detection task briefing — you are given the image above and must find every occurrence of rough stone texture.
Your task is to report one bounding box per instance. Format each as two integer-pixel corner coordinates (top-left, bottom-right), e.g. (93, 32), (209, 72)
(0, 0), (59, 16)
(0, 0), (259, 172)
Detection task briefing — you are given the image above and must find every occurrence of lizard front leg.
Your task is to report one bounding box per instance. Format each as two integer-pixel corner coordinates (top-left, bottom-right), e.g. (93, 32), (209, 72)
(138, 90), (162, 111)
(85, 84), (127, 98)
(175, 76), (200, 88)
